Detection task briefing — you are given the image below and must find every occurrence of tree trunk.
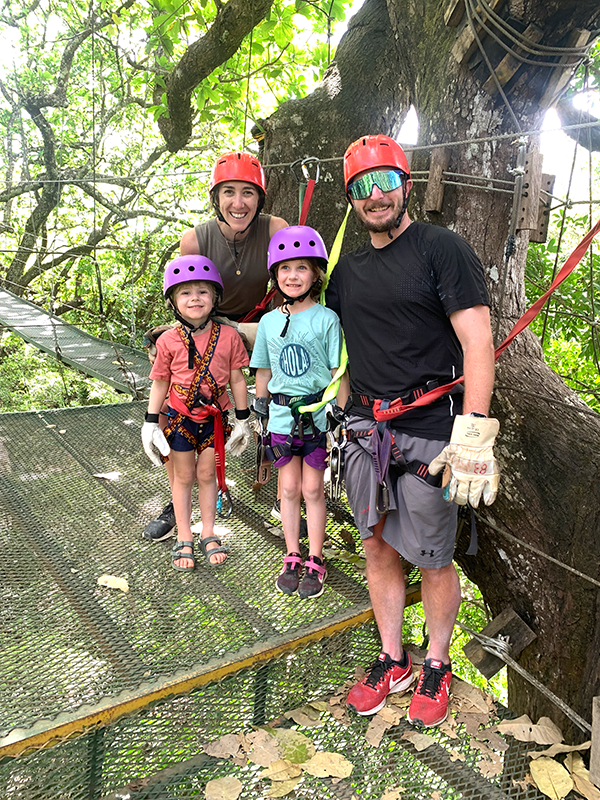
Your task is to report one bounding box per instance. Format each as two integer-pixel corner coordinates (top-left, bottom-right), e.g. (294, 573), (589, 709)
(261, 0), (600, 737)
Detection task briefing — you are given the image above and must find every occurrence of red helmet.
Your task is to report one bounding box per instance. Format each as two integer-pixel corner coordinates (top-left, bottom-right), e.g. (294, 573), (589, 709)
(343, 135), (411, 190)
(209, 151), (267, 194)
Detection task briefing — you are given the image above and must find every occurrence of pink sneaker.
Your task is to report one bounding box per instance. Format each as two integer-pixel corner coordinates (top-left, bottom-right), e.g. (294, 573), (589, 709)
(346, 651), (414, 715)
(407, 658), (452, 728)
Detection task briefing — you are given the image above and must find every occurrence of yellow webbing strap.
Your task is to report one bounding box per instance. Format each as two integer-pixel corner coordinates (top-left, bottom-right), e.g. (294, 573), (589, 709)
(299, 206), (352, 414)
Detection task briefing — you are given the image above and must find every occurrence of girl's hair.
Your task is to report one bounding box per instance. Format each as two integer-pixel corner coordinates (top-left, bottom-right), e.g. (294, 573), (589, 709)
(272, 257), (325, 299)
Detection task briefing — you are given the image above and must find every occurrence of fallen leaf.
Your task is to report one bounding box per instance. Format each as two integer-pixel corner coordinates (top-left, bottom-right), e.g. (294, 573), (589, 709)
(366, 715), (391, 747)
(285, 704), (324, 727)
(261, 759), (302, 781)
(564, 751), (588, 778)
(93, 471), (121, 481)
(573, 774), (600, 800)
(530, 757), (573, 799)
(266, 776), (302, 797)
(380, 789), (403, 800)
(272, 728), (315, 763)
(97, 574), (129, 593)
(204, 734), (243, 760)
(535, 717), (564, 745)
(401, 731), (435, 751)
(469, 740), (496, 761)
(456, 711), (489, 736)
(308, 700), (328, 713)
(438, 718), (459, 739)
(513, 774), (536, 791)
(377, 705), (403, 725)
(496, 714), (562, 745)
(339, 528), (357, 552)
(302, 752), (353, 778)
(431, 792), (442, 800)
(59, 429), (66, 434)
(387, 693), (411, 709)
(244, 729), (281, 766)
(205, 776), (243, 800)
(478, 757), (503, 778)
(449, 750), (466, 762)
(530, 741), (591, 760)
(475, 727), (509, 752)
(451, 681), (489, 713)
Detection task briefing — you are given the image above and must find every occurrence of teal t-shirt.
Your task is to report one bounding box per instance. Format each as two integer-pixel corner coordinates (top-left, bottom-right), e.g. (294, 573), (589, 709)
(250, 303), (342, 435)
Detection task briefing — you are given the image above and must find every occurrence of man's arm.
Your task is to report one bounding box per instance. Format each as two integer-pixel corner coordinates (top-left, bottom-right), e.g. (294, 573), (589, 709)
(449, 304), (495, 415)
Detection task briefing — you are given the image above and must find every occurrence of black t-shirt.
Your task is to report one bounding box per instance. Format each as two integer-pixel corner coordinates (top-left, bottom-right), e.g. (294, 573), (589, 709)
(325, 222), (490, 439)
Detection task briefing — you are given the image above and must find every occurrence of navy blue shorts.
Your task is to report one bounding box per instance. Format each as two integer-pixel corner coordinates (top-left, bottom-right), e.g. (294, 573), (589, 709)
(165, 407), (216, 452)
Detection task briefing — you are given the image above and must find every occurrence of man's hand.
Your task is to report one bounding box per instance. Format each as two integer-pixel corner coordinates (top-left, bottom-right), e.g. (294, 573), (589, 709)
(429, 414), (500, 507)
(141, 422), (170, 466)
(142, 325), (174, 365)
(226, 418), (252, 457)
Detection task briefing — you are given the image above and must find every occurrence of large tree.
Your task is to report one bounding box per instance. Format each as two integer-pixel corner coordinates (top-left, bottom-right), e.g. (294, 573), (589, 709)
(246, 0), (600, 736)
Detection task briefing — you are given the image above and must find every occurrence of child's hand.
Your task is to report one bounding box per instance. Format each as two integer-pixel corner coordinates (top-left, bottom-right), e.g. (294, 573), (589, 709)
(142, 422), (170, 466)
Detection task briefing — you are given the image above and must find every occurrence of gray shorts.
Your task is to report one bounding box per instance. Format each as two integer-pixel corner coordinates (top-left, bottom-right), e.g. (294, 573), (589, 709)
(344, 416), (458, 569)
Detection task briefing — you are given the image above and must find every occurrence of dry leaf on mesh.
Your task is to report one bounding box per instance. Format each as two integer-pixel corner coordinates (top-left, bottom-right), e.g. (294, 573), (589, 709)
(513, 774), (536, 791)
(450, 680), (491, 714)
(308, 700), (328, 712)
(401, 731), (436, 751)
(449, 749), (466, 762)
(530, 741), (591, 760)
(438, 718), (459, 739)
(387, 693), (411, 709)
(261, 759), (302, 781)
(204, 776), (243, 800)
(380, 788), (404, 800)
(93, 471), (121, 481)
(203, 734), (244, 760)
(354, 665), (367, 682)
(97, 574), (129, 593)
(469, 739), (497, 761)
(284, 704), (324, 727)
(496, 715), (563, 745)
(456, 710), (489, 735)
(366, 715), (391, 748)
(244, 729), (282, 767)
(272, 728), (315, 763)
(404, 643), (427, 665)
(474, 727), (509, 752)
(431, 791), (442, 800)
(265, 776), (302, 797)
(377, 704), (403, 725)
(302, 752), (353, 778)
(478, 755), (503, 778)
(329, 704), (351, 725)
(529, 756), (573, 799)
(572, 773), (600, 800)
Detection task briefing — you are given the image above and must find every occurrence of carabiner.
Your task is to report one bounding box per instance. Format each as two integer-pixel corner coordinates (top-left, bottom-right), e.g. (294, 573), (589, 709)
(217, 489), (233, 519)
(290, 157), (320, 186)
(375, 480), (390, 515)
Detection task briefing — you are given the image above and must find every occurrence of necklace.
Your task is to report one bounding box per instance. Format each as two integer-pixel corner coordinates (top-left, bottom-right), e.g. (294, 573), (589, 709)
(224, 233), (248, 276)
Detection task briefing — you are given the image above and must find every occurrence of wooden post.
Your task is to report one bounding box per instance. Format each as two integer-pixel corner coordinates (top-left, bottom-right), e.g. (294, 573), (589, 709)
(463, 607), (537, 679)
(517, 151), (544, 233)
(529, 173), (556, 244)
(451, 0), (504, 65)
(591, 696), (600, 789)
(540, 29), (591, 107)
(482, 24), (543, 96)
(424, 148), (449, 214)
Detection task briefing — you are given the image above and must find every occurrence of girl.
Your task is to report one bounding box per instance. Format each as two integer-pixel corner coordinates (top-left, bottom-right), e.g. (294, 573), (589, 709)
(142, 255), (250, 571)
(250, 226), (343, 599)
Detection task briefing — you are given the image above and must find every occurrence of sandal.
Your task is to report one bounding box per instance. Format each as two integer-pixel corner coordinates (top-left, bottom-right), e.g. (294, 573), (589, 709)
(199, 535), (229, 566)
(172, 540), (195, 572)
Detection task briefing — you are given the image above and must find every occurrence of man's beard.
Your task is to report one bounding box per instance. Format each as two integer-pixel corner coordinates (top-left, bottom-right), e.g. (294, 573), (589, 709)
(354, 198), (404, 233)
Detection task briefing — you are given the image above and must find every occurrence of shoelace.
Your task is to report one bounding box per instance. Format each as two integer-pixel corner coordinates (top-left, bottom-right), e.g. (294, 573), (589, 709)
(417, 664), (446, 699)
(364, 658), (390, 688)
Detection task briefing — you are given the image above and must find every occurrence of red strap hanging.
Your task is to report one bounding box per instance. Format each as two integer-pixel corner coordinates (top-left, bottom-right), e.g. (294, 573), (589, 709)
(372, 215), (600, 422)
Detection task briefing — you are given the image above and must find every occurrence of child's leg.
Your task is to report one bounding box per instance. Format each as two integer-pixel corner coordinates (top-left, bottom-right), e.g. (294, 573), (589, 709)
(301, 462), (326, 559)
(170, 449), (197, 570)
(278, 456), (303, 554)
(195, 446), (226, 565)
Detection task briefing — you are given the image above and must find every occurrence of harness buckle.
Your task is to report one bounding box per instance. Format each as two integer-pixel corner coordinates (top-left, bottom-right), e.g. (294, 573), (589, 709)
(375, 480), (390, 515)
(216, 489), (233, 519)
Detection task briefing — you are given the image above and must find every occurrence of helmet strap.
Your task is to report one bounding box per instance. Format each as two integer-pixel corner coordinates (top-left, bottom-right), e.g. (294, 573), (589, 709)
(275, 281), (316, 337)
(168, 300), (215, 368)
(388, 184), (411, 239)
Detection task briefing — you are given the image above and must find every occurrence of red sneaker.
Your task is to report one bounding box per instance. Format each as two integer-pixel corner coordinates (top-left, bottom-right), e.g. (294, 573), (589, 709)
(407, 658), (452, 728)
(346, 651), (414, 716)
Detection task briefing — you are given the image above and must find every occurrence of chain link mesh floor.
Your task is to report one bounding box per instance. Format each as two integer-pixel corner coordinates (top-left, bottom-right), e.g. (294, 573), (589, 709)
(0, 400), (558, 799)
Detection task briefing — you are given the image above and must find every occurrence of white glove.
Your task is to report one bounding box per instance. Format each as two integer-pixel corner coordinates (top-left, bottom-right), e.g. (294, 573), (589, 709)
(141, 422), (170, 466)
(226, 418), (252, 457)
(429, 414), (500, 507)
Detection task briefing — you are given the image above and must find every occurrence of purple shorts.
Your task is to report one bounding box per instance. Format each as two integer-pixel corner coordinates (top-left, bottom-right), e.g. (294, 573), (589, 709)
(270, 433), (328, 471)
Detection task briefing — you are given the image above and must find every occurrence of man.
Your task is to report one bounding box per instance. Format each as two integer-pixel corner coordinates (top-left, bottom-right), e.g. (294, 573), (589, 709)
(325, 134), (499, 727)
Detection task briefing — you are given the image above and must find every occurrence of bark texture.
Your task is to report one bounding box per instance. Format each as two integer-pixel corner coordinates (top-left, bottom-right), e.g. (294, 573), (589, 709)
(259, 0), (600, 737)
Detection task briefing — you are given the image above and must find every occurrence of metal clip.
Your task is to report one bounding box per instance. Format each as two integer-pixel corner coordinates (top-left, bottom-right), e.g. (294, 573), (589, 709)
(216, 489), (233, 519)
(290, 157), (320, 185)
(375, 480), (390, 515)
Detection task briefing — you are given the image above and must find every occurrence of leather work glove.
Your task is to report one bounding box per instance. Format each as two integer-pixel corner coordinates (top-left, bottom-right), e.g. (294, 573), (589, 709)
(142, 324), (173, 365)
(225, 418), (252, 457)
(141, 422), (171, 466)
(428, 414), (500, 507)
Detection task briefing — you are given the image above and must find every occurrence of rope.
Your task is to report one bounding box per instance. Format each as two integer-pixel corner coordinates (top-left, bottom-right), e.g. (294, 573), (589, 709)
(241, 0), (255, 151)
(455, 621), (592, 734)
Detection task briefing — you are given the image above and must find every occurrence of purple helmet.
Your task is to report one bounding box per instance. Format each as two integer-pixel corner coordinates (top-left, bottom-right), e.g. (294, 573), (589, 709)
(267, 226), (328, 273)
(163, 255), (224, 298)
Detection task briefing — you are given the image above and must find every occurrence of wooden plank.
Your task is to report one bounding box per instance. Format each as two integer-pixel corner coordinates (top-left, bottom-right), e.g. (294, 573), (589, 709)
(424, 147), (450, 213)
(463, 607), (537, 679)
(482, 24), (543, 96)
(540, 29), (591, 107)
(445, 0), (465, 28)
(591, 696), (600, 788)
(517, 150), (544, 232)
(529, 173), (556, 244)
(451, 0), (505, 65)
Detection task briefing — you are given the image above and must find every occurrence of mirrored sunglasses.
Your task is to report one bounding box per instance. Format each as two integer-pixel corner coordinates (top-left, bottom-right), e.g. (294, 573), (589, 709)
(348, 169), (405, 200)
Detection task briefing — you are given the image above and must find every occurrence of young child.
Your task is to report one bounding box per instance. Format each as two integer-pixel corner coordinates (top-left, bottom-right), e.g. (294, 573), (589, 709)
(250, 226), (343, 599)
(142, 255), (251, 571)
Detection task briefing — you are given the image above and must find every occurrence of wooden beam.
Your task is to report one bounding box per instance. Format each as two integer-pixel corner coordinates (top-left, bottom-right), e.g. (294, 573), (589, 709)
(451, 0), (505, 66)
(540, 29), (591, 108)
(482, 24), (543, 96)
(444, 0), (465, 28)
(529, 173), (556, 244)
(463, 607), (536, 679)
(517, 151), (544, 232)
(424, 147), (449, 213)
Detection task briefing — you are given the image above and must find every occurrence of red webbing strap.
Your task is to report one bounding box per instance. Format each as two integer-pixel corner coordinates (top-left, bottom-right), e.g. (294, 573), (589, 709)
(238, 286), (278, 323)
(373, 215), (600, 422)
(298, 178), (316, 226)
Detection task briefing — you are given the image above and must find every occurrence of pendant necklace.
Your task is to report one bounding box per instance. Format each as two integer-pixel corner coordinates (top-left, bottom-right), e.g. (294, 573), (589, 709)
(225, 233), (248, 276)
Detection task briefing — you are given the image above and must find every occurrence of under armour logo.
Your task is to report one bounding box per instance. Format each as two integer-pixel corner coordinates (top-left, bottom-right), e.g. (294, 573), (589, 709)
(420, 549), (435, 557)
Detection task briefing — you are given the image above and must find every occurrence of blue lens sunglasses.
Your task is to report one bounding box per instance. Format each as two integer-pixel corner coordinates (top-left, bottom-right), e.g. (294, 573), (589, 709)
(348, 169), (406, 200)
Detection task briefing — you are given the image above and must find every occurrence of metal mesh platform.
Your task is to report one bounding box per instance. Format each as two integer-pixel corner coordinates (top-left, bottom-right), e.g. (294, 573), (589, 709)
(0, 288), (151, 396)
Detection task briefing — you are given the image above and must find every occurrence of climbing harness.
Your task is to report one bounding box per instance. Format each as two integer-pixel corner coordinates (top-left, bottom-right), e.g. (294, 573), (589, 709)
(265, 390), (326, 462)
(162, 322), (233, 519)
